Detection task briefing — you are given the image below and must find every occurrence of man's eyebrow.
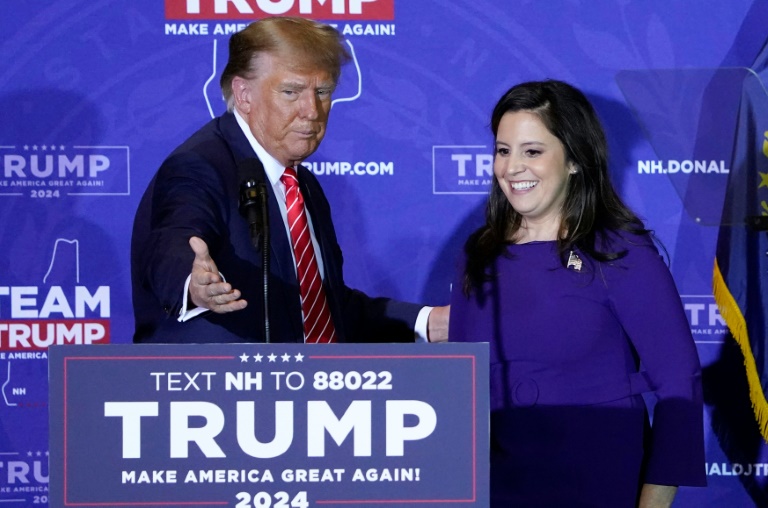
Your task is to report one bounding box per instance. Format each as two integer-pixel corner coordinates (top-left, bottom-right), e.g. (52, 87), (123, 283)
(278, 79), (335, 91)
(279, 80), (307, 89)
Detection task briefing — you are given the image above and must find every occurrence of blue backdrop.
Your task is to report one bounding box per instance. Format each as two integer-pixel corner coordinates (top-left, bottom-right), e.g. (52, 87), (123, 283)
(1, 0), (767, 505)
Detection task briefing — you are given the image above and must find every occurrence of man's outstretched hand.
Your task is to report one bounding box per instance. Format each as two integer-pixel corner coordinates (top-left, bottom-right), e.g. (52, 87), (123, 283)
(427, 305), (449, 342)
(188, 236), (247, 313)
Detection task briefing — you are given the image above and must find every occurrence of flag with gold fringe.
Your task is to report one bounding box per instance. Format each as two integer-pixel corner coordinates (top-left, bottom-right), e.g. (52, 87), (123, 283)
(713, 42), (768, 441)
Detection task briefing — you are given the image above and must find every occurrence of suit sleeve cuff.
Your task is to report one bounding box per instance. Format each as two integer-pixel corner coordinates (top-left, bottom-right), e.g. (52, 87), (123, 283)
(414, 306), (433, 343)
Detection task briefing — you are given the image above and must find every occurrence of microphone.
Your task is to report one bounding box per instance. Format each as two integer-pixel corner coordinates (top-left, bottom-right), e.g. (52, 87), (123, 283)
(237, 157), (271, 343)
(238, 158), (267, 244)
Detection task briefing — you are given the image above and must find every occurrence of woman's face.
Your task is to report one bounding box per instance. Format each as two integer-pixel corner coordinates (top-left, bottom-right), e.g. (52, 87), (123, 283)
(493, 110), (575, 225)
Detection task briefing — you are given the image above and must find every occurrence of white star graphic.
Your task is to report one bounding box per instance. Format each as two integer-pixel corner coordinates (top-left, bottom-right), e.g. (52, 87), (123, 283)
(239, 353), (249, 362)
(281, 353), (291, 362)
(294, 353), (304, 362)
(59, 145), (65, 150)
(254, 353), (263, 362)
(268, 353), (277, 362)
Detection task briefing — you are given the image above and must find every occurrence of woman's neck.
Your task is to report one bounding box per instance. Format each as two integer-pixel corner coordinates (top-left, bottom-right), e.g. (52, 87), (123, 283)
(512, 216), (561, 243)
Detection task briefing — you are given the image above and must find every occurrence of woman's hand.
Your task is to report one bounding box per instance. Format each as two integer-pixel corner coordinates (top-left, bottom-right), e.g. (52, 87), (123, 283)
(638, 483), (677, 508)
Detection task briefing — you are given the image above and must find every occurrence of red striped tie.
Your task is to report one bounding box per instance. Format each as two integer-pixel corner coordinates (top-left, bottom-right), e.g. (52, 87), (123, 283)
(281, 167), (337, 343)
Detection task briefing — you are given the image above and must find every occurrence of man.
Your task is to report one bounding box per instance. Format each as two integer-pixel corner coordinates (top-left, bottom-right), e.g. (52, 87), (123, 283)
(131, 17), (447, 344)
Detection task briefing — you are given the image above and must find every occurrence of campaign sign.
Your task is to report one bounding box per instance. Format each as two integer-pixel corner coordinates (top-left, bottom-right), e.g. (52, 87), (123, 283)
(49, 343), (489, 507)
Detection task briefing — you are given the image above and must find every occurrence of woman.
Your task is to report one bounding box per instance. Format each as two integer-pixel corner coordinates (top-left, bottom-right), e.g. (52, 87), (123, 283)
(449, 80), (706, 507)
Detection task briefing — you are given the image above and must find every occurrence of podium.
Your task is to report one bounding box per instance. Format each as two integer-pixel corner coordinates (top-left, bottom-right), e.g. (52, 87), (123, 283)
(49, 343), (489, 507)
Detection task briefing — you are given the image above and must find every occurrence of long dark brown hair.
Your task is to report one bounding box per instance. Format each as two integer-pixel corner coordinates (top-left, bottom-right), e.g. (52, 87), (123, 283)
(463, 80), (647, 295)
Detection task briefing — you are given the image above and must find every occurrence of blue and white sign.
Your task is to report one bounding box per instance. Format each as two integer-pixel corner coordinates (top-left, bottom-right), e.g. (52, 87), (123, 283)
(49, 343), (489, 507)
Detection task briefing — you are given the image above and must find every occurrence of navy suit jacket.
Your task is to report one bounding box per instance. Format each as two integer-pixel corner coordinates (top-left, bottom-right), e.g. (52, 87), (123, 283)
(131, 112), (421, 343)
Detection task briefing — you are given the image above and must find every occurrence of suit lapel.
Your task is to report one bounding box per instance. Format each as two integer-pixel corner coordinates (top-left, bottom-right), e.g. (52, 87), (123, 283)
(219, 112), (304, 341)
(219, 112), (294, 283)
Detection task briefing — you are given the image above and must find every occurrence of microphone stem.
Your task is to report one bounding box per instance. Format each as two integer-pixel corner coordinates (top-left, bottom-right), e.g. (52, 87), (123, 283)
(259, 184), (270, 343)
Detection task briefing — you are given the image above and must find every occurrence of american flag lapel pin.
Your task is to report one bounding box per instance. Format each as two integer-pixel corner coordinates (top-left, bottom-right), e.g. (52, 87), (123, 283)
(567, 250), (583, 271)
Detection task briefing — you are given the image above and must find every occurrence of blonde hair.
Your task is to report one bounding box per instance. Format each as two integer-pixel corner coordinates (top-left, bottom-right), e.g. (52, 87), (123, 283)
(220, 17), (350, 111)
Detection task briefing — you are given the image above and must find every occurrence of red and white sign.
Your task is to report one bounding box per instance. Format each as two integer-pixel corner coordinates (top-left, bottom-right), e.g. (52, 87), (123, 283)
(165, 0), (394, 20)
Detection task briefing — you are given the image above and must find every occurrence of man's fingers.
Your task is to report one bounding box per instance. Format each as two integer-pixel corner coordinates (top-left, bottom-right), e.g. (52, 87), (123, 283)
(187, 236), (246, 314)
(189, 236), (221, 280)
(193, 269), (224, 287)
(205, 283), (236, 300)
(189, 236), (210, 258)
(210, 298), (248, 314)
(205, 287), (247, 313)
(190, 236), (216, 270)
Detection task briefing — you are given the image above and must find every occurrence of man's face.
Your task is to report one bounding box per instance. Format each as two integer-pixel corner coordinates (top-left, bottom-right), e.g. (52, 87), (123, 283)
(235, 52), (335, 168)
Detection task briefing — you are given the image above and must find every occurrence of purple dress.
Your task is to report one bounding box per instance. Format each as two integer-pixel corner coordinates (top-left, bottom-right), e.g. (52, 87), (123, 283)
(449, 231), (706, 507)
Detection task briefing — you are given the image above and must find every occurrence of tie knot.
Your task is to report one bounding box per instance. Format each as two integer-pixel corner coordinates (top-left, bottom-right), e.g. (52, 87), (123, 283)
(281, 167), (299, 189)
